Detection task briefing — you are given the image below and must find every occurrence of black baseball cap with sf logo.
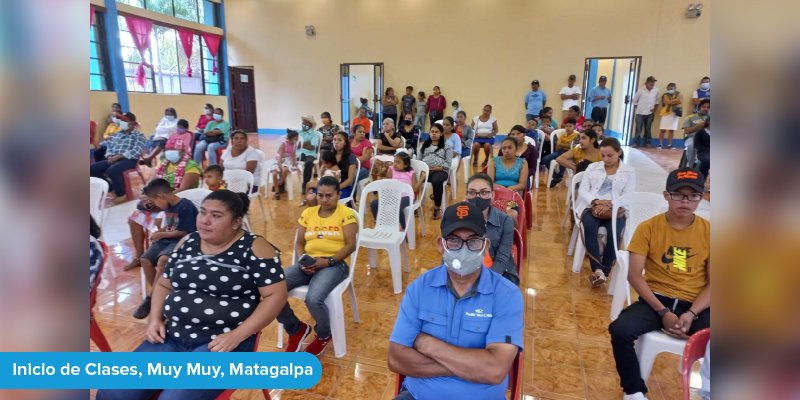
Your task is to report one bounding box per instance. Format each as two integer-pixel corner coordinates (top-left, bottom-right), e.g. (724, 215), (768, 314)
(440, 202), (487, 237)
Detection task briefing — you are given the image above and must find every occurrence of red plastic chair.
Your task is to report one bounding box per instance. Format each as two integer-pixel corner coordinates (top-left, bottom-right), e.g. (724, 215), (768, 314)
(395, 352), (522, 398)
(90, 240), (112, 352)
(681, 328), (710, 400)
(90, 121), (98, 148)
(491, 185), (527, 258)
(148, 331), (271, 400)
(512, 229), (524, 276)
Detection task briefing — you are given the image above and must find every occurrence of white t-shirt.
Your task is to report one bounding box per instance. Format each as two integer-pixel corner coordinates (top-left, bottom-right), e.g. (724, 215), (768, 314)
(472, 116), (497, 135)
(559, 86), (582, 110)
(152, 117), (178, 140)
(221, 146), (262, 184)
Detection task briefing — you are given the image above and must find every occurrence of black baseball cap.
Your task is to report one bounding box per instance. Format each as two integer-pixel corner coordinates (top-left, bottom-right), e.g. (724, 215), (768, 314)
(531, 80), (540, 85)
(599, 75), (607, 81)
(646, 75), (658, 83)
(666, 167), (705, 192)
(440, 202), (487, 237)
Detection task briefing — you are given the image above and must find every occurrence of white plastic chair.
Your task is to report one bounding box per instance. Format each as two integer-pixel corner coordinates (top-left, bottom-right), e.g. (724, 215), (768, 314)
(250, 148), (269, 216)
(636, 331), (688, 383)
(355, 156), (376, 204)
(223, 169), (256, 231)
(338, 158), (361, 207)
(545, 130), (562, 187)
(406, 159), (430, 249)
(357, 180), (413, 294)
(90, 177), (113, 277)
(276, 227), (361, 358)
(530, 130), (545, 189)
(449, 155), (461, 200)
(567, 172), (608, 273)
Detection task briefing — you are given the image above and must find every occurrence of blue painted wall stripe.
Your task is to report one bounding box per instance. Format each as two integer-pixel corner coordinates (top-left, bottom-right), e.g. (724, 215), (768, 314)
(103, 0), (128, 111)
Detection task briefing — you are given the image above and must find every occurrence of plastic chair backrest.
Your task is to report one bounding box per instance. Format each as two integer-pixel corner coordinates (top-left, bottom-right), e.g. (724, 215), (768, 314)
(568, 171), (585, 221)
(338, 158), (360, 205)
(681, 328), (710, 400)
(491, 185), (526, 229)
(250, 148), (269, 188)
(611, 192), (668, 251)
(176, 188), (212, 210)
(512, 229), (523, 274)
(409, 159), (430, 204)
(90, 240), (109, 309)
(551, 129), (566, 153)
(357, 179), (414, 232)
(523, 136), (536, 147)
(90, 177), (109, 225)
(90, 121), (98, 146)
(223, 169), (255, 194)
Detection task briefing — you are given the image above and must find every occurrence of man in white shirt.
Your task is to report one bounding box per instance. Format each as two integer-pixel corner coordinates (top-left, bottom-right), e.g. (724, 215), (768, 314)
(631, 76), (659, 147)
(559, 74), (582, 119)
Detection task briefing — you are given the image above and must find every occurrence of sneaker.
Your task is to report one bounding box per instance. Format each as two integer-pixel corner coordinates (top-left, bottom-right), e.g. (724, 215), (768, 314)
(284, 322), (311, 352)
(666, 145), (673, 149)
(657, 145), (663, 149)
(132, 296), (152, 319)
(623, 393), (648, 400)
(304, 335), (331, 356)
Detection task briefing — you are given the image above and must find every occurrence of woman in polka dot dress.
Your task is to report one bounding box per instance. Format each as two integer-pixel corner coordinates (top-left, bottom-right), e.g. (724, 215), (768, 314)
(97, 190), (288, 400)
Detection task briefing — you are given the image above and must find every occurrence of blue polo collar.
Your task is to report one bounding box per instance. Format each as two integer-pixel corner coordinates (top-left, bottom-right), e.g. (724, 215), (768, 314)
(429, 265), (496, 295)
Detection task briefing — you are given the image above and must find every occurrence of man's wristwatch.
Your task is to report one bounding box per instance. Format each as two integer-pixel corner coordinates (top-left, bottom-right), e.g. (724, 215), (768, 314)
(327, 257), (336, 267)
(657, 308), (670, 317)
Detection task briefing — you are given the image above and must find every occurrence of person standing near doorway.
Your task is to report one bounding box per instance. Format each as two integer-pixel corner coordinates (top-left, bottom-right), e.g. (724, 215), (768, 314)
(657, 83), (683, 149)
(559, 74), (582, 120)
(631, 76), (659, 147)
(401, 86), (416, 121)
(524, 79), (547, 122)
(382, 87), (399, 127)
(588, 76), (612, 125)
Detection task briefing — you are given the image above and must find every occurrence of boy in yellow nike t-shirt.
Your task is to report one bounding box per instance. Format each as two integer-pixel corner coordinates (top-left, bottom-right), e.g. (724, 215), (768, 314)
(609, 167), (710, 400)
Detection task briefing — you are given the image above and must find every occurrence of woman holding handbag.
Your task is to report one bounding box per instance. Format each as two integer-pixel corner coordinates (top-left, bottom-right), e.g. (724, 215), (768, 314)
(576, 138), (636, 287)
(658, 82), (683, 149)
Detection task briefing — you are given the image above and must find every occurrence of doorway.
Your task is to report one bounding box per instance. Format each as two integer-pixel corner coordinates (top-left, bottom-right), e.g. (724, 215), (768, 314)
(581, 57), (641, 145)
(228, 66), (258, 132)
(340, 63), (384, 137)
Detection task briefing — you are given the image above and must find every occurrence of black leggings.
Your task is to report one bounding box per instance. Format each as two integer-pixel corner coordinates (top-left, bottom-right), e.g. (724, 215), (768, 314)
(300, 154), (316, 192)
(427, 170), (449, 207)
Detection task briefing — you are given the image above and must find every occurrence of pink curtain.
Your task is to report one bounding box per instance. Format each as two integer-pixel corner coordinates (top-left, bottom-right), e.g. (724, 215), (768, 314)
(177, 29), (195, 77)
(124, 15), (154, 87)
(90, 5), (94, 26)
(201, 32), (221, 75)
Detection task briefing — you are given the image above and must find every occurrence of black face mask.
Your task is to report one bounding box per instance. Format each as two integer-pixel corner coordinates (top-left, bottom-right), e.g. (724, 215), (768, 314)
(404, 120), (414, 126)
(468, 196), (492, 211)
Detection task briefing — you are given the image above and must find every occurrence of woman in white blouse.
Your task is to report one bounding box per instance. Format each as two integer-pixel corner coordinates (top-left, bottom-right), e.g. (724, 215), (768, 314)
(576, 137), (636, 286)
(470, 104), (499, 168)
(221, 130), (262, 193)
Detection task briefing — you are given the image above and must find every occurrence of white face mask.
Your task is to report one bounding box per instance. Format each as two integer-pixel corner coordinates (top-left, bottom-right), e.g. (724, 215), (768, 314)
(213, 113), (222, 121)
(118, 121), (129, 131)
(441, 238), (486, 277)
(667, 89), (675, 94)
(165, 115), (176, 122)
(204, 108), (212, 115)
(111, 117), (120, 124)
(164, 150), (181, 163)
(700, 82), (710, 91)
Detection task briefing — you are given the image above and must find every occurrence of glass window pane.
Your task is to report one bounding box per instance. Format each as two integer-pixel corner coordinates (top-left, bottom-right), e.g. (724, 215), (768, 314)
(91, 75), (105, 91)
(205, 83), (219, 96)
(90, 59), (101, 74)
(117, 0), (145, 7)
(145, 0), (173, 15)
(174, 0), (199, 22)
(177, 34), (203, 93)
(152, 26), (181, 94)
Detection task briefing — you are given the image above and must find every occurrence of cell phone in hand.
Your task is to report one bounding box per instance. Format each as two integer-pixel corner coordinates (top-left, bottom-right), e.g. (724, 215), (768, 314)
(298, 254), (316, 268)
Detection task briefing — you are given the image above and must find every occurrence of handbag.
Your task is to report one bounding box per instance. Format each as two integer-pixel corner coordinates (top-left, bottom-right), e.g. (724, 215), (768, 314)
(673, 105), (683, 117)
(205, 133), (224, 143)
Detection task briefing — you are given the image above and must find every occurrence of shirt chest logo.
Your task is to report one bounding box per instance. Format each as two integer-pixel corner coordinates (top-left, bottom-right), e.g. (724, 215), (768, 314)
(661, 246), (696, 272)
(464, 308), (492, 318)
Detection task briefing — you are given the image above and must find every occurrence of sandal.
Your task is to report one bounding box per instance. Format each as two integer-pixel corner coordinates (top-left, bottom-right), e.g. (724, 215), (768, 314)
(589, 271), (607, 287)
(432, 208), (443, 220)
(274, 193), (280, 200)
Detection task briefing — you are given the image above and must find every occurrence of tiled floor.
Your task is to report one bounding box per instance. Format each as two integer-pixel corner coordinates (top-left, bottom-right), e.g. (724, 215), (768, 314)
(92, 136), (698, 399)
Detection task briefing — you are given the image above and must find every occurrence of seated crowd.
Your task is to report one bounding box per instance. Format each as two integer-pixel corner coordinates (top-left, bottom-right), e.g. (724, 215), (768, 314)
(90, 77), (711, 400)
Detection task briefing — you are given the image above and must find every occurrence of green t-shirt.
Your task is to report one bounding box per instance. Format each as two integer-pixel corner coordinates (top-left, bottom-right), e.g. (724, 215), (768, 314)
(204, 120), (231, 141)
(681, 113), (709, 136)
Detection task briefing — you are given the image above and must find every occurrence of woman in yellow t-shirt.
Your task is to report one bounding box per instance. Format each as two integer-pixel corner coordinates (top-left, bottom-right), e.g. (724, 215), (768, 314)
(555, 129), (602, 181)
(277, 176), (359, 357)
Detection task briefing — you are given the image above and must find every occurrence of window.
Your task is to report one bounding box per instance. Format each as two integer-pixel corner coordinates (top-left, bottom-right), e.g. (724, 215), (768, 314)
(90, 12), (111, 91)
(118, 16), (221, 95)
(117, 0), (217, 26)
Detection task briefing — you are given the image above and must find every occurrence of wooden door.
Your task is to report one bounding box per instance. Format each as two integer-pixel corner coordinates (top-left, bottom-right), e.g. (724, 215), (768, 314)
(229, 66), (257, 132)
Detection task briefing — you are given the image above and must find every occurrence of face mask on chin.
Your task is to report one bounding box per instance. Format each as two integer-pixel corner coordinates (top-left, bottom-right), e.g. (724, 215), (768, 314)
(302, 123), (311, 130)
(442, 239), (486, 277)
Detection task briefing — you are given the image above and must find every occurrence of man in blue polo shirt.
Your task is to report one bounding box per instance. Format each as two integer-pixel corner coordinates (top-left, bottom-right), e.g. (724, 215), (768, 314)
(588, 75), (612, 125)
(524, 79), (547, 122)
(388, 202), (523, 400)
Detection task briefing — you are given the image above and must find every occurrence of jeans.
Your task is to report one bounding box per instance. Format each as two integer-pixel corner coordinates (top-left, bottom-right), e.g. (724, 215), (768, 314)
(300, 154), (317, 192)
(193, 140), (227, 166)
(580, 209), (625, 276)
(633, 114), (654, 146)
(697, 151), (710, 179)
(591, 107), (608, 125)
(93, 145), (107, 162)
(414, 113), (426, 131)
(90, 158), (138, 197)
(609, 299), (710, 395)
(96, 334), (257, 400)
(683, 135), (696, 168)
(427, 170), (449, 207)
(277, 260), (349, 339)
(541, 149), (565, 168)
(371, 196), (411, 229)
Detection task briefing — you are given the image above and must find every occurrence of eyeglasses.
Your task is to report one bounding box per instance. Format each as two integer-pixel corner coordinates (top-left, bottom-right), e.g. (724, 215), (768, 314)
(466, 190), (493, 199)
(666, 192), (703, 202)
(443, 237), (485, 251)
(316, 193), (337, 199)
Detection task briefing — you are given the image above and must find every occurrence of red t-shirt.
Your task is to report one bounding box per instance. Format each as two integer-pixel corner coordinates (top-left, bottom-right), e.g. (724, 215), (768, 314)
(350, 138), (374, 169)
(426, 95), (447, 113)
(195, 115), (214, 131)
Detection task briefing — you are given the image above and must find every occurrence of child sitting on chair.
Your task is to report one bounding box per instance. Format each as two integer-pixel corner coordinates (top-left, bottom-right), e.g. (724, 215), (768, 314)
(304, 150), (340, 207)
(269, 129), (299, 199)
(369, 151), (422, 230)
(203, 165), (227, 191)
